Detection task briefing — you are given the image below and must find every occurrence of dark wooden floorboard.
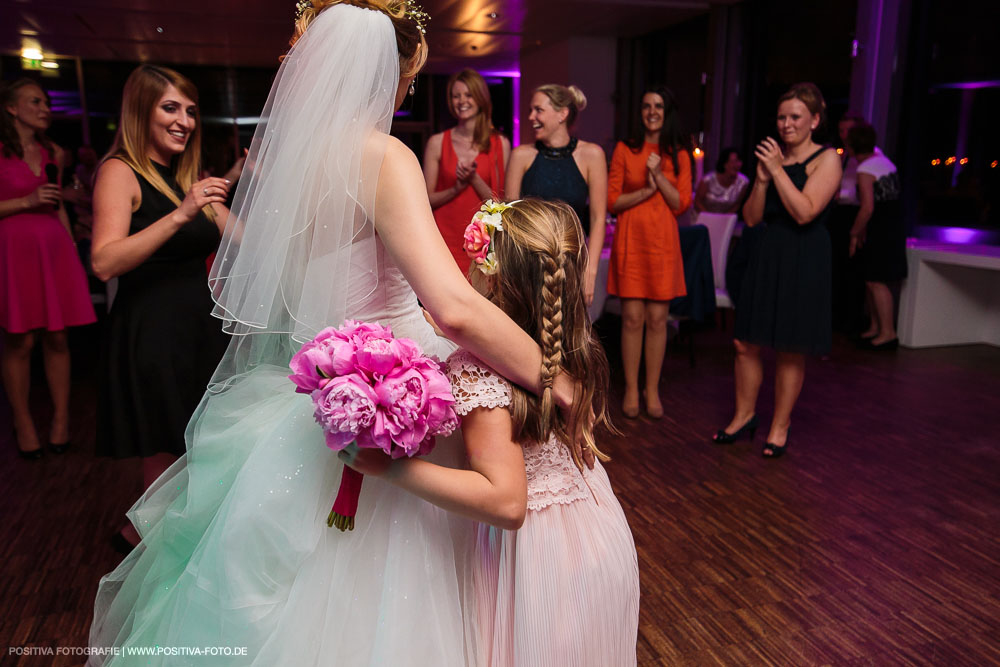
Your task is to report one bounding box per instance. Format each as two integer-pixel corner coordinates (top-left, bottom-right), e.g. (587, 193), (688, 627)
(1, 317), (999, 665)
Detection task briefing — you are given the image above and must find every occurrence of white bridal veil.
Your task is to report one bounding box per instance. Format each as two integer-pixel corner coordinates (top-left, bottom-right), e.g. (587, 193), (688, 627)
(208, 3), (400, 387)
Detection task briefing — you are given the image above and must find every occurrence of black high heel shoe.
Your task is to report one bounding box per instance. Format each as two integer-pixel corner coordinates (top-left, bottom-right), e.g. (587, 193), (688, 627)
(18, 447), (44, 460)
(712, 415), (758, 444)
(762, 430), (790, 458)
(12, 427), (44, 460)
(48, 440), (70, 454)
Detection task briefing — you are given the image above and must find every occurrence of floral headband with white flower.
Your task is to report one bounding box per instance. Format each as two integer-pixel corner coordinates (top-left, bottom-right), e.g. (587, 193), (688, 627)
(463, 199), (520, 275)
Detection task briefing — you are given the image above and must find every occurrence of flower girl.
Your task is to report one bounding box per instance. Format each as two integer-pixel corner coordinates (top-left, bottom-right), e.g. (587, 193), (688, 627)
(342, 198), (640, 666)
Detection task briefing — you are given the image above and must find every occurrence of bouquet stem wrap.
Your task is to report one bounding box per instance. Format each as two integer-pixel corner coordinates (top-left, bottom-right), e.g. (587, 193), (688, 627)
(328, 466), (364, 531)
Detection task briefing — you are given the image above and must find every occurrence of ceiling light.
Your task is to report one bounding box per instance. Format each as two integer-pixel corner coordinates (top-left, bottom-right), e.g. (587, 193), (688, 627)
(21, 47), (43, 60)
(41, 61), (59, 69)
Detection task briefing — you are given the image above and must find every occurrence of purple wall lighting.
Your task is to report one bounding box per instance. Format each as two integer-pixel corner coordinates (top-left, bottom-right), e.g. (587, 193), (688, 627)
(914, 226), (1000, 246)
(930, 80), (1000, 91)
(480, 68), (521, 147)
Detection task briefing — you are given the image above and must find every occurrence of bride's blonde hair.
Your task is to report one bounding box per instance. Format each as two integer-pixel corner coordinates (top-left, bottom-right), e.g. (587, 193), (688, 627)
(471, 199), (614, 468)
(290, 0), (427, 77)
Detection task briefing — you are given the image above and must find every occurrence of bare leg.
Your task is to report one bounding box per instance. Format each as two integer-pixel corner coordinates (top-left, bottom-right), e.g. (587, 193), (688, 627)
(720, 338), (762, 435)
(620, 298), (645, 417)
(41, 329), (72, 444)
(120, 452), (179, 546)
(2, 330), (41, 453)
(643, 301), (670, 418)
(867, 282), (897, 344)
(860, 284), (878, 338)
(766, 351), (805, 451)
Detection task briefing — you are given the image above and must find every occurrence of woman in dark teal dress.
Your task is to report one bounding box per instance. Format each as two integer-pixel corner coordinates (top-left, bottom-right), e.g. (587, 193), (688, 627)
(91, 65), (234, 549)
(713, 83), (842, 458)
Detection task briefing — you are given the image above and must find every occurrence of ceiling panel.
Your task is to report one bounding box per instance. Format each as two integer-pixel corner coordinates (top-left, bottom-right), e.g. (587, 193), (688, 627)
(1, 0), (724, 72)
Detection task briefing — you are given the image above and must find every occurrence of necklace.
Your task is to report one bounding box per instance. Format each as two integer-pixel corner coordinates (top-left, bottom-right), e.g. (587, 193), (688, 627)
(535, 137), (578, 160)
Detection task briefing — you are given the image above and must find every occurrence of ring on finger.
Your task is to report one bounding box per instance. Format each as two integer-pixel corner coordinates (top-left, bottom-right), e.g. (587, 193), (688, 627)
(203, 187), (210, 196)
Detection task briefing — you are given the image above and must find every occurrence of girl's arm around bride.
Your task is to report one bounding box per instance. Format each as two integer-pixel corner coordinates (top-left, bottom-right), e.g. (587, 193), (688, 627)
(340, 399), (527, 529)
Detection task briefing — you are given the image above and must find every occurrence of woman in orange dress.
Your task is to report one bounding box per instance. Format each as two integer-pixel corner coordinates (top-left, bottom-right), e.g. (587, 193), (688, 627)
(608, 85), (692, 419)
(423, 69), (510, 272)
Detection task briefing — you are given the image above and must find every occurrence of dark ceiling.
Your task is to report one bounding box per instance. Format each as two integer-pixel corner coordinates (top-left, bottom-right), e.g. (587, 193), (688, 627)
(2, 0), (723, 73)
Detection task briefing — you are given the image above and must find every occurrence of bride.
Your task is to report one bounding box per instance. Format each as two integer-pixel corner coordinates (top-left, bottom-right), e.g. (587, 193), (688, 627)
(89, 1), (584, 664)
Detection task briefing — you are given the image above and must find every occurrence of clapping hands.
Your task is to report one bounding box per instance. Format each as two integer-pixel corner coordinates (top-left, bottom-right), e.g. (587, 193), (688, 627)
(455, 159), (478, 184)
(753, 137), (783, 181)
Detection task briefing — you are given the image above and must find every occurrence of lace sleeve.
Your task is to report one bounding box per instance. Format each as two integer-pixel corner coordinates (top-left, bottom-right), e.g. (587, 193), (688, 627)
(446, 349), (511, 415)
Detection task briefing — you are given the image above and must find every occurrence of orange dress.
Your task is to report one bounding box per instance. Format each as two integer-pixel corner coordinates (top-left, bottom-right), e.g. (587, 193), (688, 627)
(433, 129), (505, 272)
(607, 141), (691, 301)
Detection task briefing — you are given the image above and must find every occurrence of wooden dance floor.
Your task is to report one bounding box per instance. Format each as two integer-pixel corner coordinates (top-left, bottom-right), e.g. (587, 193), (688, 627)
(2, 317), (999, 665)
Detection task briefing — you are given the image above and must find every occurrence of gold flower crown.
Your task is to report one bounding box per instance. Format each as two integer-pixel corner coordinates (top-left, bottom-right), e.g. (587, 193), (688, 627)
(295, 0), (430, 34)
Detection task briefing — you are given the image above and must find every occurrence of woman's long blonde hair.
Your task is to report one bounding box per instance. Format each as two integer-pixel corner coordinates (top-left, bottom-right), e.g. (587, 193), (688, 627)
(290, 0), (427, 77)
(106, 64), (212, 221)
(471, 199), (614, 467)
(447, 68), (495, 153)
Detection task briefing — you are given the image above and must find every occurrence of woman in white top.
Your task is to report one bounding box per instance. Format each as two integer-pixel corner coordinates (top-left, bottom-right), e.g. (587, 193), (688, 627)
(846, 123), (905, 350)
(694, 147), (749, 214)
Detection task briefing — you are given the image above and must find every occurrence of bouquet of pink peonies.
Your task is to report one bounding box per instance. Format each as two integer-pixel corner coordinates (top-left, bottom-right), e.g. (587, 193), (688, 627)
(289, 320), (459, 531)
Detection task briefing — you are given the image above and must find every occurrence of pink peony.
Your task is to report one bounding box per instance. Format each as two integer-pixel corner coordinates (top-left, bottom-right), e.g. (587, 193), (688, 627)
(355, 336), (404, 378)
(289, 319), (460, 530)
(312, 375), (379, 450)
(288, 334), (358, 393)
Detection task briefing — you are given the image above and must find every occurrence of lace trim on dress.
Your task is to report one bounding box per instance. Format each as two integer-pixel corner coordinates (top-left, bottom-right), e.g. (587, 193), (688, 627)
(524, 436), (592, 510)
(446, 349), (592, 511)
(446, 349), (511, 415)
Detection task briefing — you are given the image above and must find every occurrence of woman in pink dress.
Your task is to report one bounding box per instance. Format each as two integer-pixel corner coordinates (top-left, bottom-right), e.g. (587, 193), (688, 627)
(345, 198), (640, 666)
(0, 79), (96, 459)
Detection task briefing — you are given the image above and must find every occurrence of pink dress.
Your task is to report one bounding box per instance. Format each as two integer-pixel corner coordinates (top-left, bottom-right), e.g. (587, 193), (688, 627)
(447, 350), (640, 667)
(0, 144), (95, 333)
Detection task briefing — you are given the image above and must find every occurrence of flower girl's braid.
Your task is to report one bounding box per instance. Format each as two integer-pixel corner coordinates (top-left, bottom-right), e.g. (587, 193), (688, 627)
(538, 250), (567, 428)
(472, 198), (613, 461)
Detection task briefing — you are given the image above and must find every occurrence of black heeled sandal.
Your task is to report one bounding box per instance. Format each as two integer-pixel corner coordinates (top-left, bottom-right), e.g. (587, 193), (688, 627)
(48, 440), (70, 454)
(762, 432), (789, 459)
(712, 415), (758, 444)
(13, 427), (44, 460)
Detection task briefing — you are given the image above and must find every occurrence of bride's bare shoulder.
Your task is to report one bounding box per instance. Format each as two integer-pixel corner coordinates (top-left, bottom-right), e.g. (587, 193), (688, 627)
(363, 132), (420, 174)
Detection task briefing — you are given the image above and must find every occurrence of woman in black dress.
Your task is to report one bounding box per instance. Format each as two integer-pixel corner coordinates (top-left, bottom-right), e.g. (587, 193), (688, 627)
(91, 65), (234, 549)
(713, 83), (842, 457)
(505, 84), (607, 306)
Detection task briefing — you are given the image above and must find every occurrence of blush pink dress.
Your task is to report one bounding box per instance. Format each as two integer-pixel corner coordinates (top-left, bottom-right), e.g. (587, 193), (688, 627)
(0, 143), (95, 333)
(447, 350), (640, 667)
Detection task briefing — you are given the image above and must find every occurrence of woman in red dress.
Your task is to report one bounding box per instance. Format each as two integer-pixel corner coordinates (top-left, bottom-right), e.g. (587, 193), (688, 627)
(0, 79), (96, 458)
(608, 85), (692, 419)
(423, 69), (510, 272)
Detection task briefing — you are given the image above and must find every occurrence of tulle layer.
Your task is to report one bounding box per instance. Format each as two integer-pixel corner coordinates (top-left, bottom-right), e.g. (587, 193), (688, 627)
(466, 462), (640, 667)
(90, 365), (469, 666)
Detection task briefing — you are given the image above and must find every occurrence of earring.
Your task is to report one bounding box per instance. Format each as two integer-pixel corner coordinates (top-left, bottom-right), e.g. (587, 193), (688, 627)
(408, 82), (416, 96)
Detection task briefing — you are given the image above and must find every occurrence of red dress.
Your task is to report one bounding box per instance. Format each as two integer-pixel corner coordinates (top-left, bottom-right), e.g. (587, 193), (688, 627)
(607, 142), (691, 301)
(0, 144), (96, 333)
(433, 130), (505, 272)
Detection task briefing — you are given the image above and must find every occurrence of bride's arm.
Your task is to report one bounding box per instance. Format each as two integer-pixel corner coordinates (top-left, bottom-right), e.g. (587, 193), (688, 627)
(375, 137), (576, 409)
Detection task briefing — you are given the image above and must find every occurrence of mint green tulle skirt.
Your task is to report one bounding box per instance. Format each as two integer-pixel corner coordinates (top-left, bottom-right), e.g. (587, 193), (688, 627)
(89, 364), (470, 666)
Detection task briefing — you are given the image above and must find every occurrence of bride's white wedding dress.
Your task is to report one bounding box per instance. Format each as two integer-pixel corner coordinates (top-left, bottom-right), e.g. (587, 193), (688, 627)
(91, 7), (477, 664)
(90, 239), (469, 666)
